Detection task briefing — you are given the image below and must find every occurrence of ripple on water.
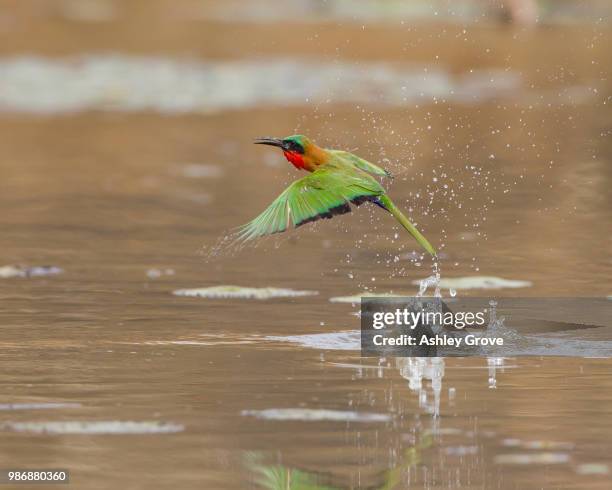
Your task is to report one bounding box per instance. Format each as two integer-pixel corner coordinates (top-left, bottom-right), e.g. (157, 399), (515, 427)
(241, 408), (390, 423)
(1, 421), (184, 435)
(138, 334), (261, 346)
(267, 331), (360, 351)
(506, 336), (612, 357)
(173, 286), (318, 299)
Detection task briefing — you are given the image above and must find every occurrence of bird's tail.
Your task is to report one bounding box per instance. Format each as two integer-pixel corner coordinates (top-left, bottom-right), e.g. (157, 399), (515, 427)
(378, 194), (437, 257)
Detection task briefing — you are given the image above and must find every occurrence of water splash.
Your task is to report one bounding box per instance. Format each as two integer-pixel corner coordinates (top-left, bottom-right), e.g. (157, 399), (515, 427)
(486, 299), (523, 347)
(416, 265), (442, 298)
(396, 357), (445, 417)
(487, 357), (505, 389)
(487, 300), (503, 329)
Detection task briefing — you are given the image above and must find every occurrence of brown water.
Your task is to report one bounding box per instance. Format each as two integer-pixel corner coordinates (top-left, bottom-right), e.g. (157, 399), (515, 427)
(0, 2), (611, 489)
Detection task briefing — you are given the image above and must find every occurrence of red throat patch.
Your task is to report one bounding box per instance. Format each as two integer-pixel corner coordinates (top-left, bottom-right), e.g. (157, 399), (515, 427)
(283, 151), (305, 170)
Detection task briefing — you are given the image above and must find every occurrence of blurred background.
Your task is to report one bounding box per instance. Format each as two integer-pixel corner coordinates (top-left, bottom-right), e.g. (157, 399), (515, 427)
(0, 1), (611, 489)
(1, 0), (610, 294)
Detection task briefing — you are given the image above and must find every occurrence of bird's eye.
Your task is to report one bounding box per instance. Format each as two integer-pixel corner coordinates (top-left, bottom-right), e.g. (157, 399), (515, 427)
(284, 141), (304, 154)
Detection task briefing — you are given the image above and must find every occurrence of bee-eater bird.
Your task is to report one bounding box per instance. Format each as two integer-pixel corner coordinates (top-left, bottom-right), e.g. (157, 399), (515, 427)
(238, 135), (436, 256)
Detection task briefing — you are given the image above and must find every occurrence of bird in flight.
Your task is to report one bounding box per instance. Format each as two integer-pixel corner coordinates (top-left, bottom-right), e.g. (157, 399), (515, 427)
(237, 135), (436, 257)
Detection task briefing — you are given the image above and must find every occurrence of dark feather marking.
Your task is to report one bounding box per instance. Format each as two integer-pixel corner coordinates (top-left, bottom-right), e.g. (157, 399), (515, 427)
(371, 197), (389, 211)
(295, 202), (351, 228)
(351, 195), (379, 206)
(294, 192), (382, 228)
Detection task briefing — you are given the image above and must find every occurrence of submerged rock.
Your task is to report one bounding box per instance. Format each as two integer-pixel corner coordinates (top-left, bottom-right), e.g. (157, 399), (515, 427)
(241, 408), (390, 423)
(0, 265), (63, 278)
(412, 276), (532, 290)
(173, 285), (318, 299)
(2, 420), (184, 435)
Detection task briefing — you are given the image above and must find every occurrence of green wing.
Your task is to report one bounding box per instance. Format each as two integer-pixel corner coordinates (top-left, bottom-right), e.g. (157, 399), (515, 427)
(236, 168), (384, 241)
(330, 150), (392, 178)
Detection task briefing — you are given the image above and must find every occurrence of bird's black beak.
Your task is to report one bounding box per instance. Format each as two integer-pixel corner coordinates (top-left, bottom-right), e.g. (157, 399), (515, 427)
(254, 137), (285, 149)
